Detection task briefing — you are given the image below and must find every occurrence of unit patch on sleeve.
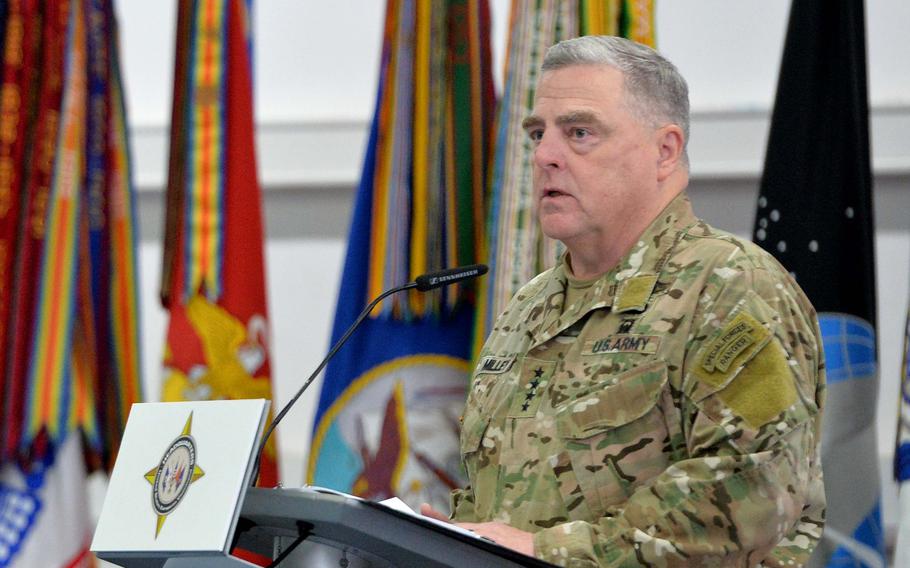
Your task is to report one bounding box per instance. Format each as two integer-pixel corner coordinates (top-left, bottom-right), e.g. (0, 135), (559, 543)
(696, 311), (771, 388)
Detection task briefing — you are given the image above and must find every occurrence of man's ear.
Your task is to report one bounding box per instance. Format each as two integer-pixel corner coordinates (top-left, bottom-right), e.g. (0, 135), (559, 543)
(656, 124), (685, 181)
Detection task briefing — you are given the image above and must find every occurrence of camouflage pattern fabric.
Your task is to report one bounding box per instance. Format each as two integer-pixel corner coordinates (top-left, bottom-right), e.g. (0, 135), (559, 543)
(452, 193), (825, 567)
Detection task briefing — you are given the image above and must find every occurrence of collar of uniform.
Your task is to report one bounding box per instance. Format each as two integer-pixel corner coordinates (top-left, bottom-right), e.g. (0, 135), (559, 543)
(611, 192), (696, 312)
(528, 192), (696, 346)
(529, 254), (616, 347)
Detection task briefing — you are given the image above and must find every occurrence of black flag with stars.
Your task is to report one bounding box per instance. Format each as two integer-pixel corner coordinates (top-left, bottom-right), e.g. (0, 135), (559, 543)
(755, 0), (875, 316)
(754, 0), (883, 565)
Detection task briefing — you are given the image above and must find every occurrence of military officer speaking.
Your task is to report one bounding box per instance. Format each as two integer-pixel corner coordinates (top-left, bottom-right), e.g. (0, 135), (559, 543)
(421, 36), (825, 567)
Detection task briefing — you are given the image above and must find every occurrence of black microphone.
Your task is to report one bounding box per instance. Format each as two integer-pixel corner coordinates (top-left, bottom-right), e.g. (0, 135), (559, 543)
(249, 263), (488, 487)
(414, 263), (488, 291)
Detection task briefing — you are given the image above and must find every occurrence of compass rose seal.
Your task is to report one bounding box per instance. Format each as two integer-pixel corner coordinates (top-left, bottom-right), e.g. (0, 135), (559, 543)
(145, 412), (205, 537)
(152, 435), (196, 515)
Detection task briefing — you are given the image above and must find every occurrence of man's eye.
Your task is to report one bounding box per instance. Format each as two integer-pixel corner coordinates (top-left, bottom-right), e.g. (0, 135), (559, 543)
(570, 128), (589, 139)
(528, 129), (543, 142)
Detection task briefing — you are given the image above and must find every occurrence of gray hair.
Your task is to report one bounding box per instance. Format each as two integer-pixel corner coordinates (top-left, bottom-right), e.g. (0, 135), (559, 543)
(542, 36), (690, 164)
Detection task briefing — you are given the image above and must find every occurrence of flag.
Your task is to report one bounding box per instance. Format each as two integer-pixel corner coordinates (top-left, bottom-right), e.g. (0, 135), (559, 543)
(0, 0), (142, 565)
(478, 0), (655, 350)
(307, 0), (494, 512)
(897, 309), (910, 566)
(0, 0), (46, 464)
(753, 0), (882, 565)
(160, 0), (279, 487)
(0, 434), (92, 567)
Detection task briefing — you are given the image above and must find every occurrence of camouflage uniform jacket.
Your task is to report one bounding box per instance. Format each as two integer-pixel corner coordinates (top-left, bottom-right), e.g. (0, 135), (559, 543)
(452, 193), (825, 567)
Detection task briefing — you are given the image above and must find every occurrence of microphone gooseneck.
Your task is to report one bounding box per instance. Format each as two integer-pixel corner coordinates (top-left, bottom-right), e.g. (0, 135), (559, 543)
(249, 264), (487, 487)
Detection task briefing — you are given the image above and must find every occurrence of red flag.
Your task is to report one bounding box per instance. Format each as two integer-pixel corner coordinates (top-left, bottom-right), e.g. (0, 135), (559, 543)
(1, 0), (66, 463)
(161, 0), (278, 486)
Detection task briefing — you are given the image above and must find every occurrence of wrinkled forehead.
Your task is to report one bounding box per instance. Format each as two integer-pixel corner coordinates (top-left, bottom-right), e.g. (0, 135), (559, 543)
(537, 62), (626, 87)
(534, 64), (628, 104)
(530, 64), (632, 117)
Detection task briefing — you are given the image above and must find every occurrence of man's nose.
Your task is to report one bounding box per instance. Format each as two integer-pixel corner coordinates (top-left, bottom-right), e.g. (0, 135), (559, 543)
(533, 131), (565, 170)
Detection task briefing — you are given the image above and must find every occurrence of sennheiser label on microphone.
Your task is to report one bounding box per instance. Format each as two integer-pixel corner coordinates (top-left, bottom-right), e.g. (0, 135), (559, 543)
(415, 264), (486, 291)
(434, 270), (479, 286)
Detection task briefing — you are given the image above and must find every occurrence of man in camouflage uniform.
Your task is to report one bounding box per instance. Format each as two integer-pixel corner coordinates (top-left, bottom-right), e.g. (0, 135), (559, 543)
(421, 36), (825, 566)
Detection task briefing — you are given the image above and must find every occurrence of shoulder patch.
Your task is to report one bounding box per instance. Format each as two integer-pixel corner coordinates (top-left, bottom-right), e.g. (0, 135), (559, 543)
(696, 311), (771, 388)
(701, 312), (769, 373)
(715, 339), (798, 429)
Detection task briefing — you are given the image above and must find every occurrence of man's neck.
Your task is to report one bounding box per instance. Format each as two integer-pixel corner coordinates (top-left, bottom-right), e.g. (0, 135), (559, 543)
(565, 241), (626, 280)
(565, 184), (686, 280)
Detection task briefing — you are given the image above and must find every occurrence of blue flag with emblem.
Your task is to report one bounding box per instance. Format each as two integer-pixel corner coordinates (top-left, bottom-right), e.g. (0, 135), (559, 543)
(306, 0), (494, 512)
(753, 0), (883, 565)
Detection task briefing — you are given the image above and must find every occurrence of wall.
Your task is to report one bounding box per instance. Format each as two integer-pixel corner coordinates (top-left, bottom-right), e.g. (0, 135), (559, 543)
(118, 0), (910, 532)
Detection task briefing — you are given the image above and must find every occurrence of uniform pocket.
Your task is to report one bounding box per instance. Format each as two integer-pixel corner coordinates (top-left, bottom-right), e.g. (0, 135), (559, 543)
(554, 361), (671, 516)
(458, 414), (501, 519)
(460, 370), (496, 475)
(461, 410), (488, 448)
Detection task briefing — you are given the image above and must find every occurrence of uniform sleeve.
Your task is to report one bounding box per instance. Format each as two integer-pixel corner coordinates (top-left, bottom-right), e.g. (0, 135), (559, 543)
(450, 485), (476, 520)
(532, 266), (825, 567)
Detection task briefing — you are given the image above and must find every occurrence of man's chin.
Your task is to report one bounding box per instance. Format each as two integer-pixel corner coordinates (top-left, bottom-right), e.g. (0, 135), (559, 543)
(538, 222), (577, 244)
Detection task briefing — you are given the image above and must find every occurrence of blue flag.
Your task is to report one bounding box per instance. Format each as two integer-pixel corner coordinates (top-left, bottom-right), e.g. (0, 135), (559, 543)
(306, 109), (474, 509)
(306, 0), (494, 512)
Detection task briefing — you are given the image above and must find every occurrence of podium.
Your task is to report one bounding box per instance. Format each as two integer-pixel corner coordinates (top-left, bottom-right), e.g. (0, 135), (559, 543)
(91, 400), (553, 567)
(97, 486), (554, 567)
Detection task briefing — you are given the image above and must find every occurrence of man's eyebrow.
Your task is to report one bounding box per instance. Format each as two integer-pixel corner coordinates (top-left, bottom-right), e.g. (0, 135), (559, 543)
(521, 111), (607, 132)
(555, 110), (604, 128)
(521, 115), (543, 131)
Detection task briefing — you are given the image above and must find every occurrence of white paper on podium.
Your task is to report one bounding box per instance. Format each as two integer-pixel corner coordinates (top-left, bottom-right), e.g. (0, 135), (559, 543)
(91, 399), (269, 557)
(295, 486), (489, 543)
(376, 496), (492, 542)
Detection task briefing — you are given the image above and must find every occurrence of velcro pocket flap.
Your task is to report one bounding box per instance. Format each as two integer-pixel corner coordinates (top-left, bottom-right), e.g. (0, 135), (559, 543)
(557, 361), (667, 439)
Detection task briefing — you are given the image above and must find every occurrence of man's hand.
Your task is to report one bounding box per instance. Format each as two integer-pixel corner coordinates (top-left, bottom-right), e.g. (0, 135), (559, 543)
(419, 503), (452, 522)
(419, 503), (535, 557)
